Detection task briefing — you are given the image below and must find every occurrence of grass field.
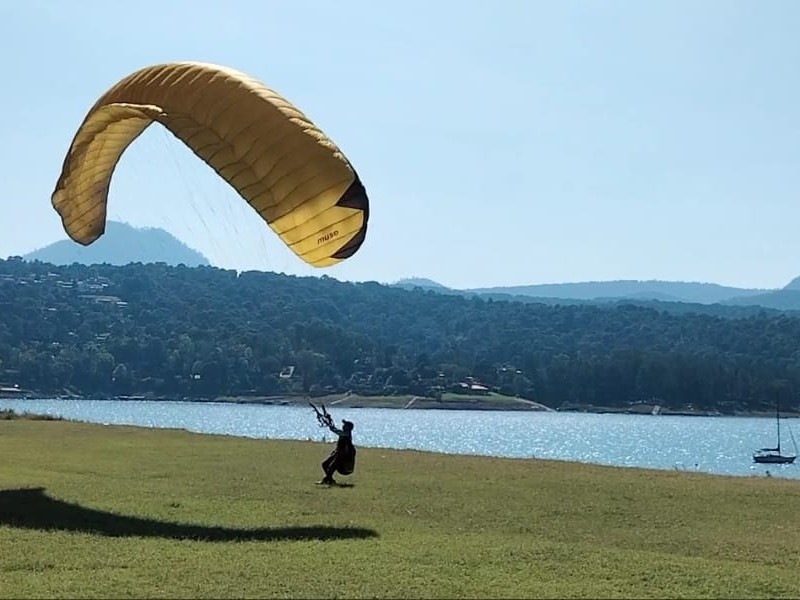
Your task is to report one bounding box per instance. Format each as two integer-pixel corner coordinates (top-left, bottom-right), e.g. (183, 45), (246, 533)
(1, 414), (799, 598)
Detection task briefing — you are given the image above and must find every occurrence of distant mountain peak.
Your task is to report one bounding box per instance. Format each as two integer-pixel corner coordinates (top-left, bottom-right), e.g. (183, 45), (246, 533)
(394, 277), (451, 290)
(783, 275), (800, 291)
(24, 221), (209, 267)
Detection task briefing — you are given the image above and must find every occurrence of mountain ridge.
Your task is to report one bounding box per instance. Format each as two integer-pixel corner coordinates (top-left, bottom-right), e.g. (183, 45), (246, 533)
(394, 277), (791, 308)
(17, 224), (797, 309)
(23, 221), (210, 268)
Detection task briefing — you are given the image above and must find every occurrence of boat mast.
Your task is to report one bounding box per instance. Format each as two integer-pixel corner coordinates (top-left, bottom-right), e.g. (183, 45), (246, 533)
(775, 391), (782, 453)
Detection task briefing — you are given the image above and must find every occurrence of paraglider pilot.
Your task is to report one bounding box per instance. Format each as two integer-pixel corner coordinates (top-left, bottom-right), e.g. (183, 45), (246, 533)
(319, 419), (356, 485)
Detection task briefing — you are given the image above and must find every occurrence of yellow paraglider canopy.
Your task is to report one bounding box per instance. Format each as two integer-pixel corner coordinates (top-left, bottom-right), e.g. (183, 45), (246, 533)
(51, 61), (369, 268)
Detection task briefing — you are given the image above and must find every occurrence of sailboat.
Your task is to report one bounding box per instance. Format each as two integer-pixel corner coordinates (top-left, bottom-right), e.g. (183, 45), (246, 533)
(753, 394), (798, 464)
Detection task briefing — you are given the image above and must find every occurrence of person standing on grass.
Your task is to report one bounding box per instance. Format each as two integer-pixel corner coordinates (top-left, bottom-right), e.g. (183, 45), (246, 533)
(318, 419), (356, 485)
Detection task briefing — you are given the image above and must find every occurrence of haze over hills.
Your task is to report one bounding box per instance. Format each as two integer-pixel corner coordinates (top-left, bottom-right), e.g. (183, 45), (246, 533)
(463, 280), (772, 305)
(394, 277), (800, 311)
(23, 221), (210, 268)
(394, 277), (772, 304)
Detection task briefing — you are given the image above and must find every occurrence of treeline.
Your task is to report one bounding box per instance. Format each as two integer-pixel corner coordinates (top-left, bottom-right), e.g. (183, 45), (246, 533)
(2, 256), (800, 413)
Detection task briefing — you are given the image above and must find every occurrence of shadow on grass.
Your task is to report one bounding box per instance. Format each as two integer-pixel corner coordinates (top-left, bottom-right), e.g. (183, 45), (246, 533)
(0, 487), (378, 542)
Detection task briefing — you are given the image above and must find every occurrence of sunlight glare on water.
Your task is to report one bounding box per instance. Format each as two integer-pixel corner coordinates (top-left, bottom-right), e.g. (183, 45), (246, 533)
(0, 399), (797, 480)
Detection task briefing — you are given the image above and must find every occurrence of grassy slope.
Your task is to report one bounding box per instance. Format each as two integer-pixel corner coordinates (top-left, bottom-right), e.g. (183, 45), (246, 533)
(1, 418), (799, 599)
(309, 391), (549, 410)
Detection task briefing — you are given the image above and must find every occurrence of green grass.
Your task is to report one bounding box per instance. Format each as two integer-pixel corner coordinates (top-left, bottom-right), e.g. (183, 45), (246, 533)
(318, 391), (541, 410)
(439, 391), (528, 404)
(1, 416), (799, 598)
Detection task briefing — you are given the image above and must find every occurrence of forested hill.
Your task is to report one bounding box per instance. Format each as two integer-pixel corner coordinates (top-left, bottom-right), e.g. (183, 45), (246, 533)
(23, 221), (210, 268)
(2, 256), (800, 414)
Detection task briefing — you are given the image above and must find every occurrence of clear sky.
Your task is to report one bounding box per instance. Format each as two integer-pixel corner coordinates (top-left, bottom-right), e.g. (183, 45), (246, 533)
(2, 0), (799, 290)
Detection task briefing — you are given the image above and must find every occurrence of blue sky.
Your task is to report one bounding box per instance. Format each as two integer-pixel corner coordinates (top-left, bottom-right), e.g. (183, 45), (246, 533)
(1, 0), (799, 290)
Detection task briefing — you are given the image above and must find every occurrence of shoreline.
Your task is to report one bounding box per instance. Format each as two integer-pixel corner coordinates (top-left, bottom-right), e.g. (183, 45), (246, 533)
(2, 390), (797, 418)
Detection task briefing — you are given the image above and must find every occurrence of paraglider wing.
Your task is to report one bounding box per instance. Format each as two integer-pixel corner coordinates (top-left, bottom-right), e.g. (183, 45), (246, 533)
(51, 62), (369, 268)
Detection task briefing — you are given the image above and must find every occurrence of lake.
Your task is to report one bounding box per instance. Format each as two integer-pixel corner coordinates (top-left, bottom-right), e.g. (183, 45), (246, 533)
(1, 398), (798, 480)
